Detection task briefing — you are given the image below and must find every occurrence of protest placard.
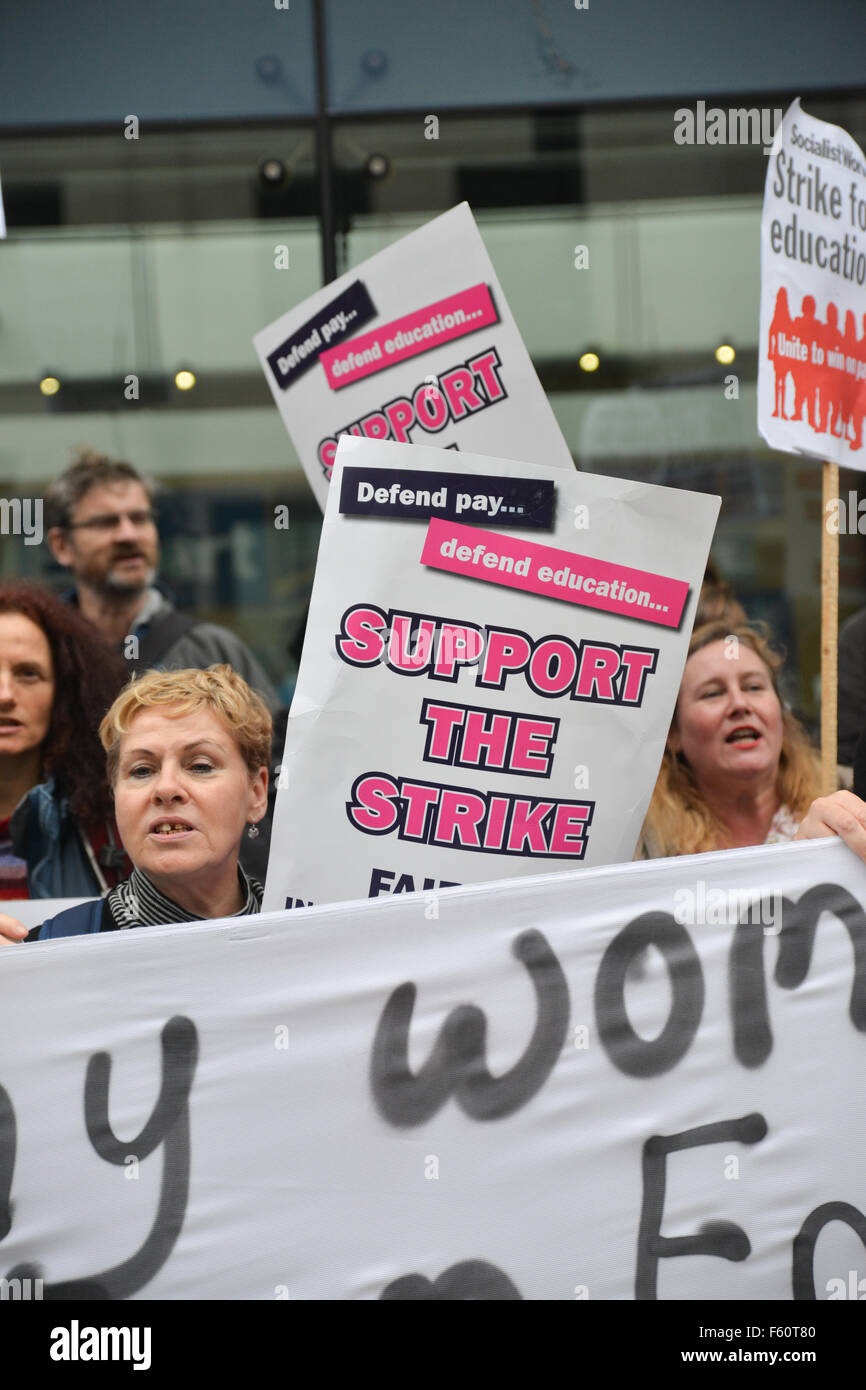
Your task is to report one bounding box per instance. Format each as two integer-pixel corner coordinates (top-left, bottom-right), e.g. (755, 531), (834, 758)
(262, 435), (719, 911)
(758, 98), (866, 791)
(4, 899), (93, 932)
(758, 98), (866, 470)
(2, 836), (865, 1300)
(252, 203), (574, 510)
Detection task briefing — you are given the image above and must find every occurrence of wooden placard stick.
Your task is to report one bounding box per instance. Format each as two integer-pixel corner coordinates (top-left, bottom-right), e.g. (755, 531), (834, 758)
(821, 458), (839, 795)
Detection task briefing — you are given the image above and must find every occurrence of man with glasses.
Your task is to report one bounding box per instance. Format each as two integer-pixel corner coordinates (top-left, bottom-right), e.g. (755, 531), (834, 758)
(46, 449), (279, 715)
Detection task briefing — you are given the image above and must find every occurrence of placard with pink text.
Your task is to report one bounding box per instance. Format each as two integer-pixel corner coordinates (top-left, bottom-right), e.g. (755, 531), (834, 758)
(263, 437), (719, 910)
(253, 203), (574, 510)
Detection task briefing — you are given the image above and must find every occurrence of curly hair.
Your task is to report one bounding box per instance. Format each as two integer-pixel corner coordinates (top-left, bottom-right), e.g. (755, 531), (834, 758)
(640, 620), (822, 857)
(0, 582), (128, 824)
(100, 665), (273, 784)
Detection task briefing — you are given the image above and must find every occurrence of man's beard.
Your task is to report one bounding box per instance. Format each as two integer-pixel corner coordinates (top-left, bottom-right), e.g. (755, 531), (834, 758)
(77, 546), (157, 599)
(103, 562), (157, 595)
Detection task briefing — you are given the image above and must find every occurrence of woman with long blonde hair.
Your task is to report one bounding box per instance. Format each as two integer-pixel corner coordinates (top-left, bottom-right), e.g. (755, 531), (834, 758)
(639, 620), (822, 858)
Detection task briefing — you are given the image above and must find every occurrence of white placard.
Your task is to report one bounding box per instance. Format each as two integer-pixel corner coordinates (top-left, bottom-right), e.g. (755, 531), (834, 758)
(263, 435), (719, 910)
(2, 837), (865, 1300)
(253, 203), (574, 510)
(758, 98), (866, 468)
(3, 898), (94, 931)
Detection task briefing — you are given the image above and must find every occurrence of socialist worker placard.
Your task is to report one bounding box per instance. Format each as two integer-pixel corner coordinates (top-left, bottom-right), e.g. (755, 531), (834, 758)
(759, 99), (866, 468)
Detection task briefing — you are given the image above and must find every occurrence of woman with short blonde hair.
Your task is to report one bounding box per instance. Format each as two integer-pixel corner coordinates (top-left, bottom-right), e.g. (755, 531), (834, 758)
(100, 664), (272, 783)
(1, 665), (271, 940)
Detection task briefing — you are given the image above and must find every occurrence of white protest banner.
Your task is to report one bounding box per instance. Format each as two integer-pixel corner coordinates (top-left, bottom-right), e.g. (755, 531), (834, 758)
(2, 837), (866, 1300)
(758, 99), (866, 468)
(263, 435), (719, 911)
(4, 899), (94, 932)
(252, 203), (574, 510)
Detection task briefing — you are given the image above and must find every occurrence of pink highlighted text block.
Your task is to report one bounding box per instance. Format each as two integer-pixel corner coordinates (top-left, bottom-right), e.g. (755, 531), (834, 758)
(420, 518), (689, 628)
(319, 283), (498, 389)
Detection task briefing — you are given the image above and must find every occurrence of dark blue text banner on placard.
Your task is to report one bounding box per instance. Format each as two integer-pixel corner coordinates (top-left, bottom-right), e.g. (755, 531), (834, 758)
(267, 281), (377, 389)
(339, 467), (555, 528)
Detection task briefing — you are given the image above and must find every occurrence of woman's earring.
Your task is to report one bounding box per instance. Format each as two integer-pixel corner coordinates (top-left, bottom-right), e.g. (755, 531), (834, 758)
(247, 822), (260, 839)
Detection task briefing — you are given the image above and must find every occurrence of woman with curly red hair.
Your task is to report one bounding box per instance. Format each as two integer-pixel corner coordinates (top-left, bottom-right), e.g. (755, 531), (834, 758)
(0, 582), (130, 898)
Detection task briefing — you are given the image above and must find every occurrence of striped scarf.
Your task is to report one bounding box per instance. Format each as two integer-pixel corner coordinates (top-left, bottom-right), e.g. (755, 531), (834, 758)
(106, 865), (262, 928)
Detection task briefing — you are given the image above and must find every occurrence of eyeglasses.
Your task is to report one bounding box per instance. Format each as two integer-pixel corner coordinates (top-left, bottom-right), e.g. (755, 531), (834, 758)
(66, 509), (158, 532)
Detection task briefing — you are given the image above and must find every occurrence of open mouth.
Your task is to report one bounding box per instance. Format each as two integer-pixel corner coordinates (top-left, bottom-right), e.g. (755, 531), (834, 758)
(149, 820), (194, 837)
(0, 718), (23, 729)
(726, 726), (761, 745)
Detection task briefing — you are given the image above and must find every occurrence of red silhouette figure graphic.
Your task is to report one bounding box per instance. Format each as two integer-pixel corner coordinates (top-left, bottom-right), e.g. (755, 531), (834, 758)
(768, 288), (792, 417)
(767, 291), (863, 452)
(816, 302), (843, 436)
(849, 312), (866, 451)
(790, 294), (818, 428)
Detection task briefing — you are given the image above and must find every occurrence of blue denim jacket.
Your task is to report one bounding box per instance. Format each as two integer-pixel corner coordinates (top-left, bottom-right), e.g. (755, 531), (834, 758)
(9, 779), (105, 899)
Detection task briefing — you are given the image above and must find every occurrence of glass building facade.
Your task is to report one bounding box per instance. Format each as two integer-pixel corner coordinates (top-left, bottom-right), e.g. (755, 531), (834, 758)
(1, 1), (865, 718)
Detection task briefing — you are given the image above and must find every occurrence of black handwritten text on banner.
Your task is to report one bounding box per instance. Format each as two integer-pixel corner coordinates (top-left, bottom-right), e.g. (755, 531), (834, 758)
(1, 837), (864, 1298)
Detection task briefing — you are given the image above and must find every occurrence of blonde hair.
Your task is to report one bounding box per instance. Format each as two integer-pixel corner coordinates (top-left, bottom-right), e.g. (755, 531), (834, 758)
(640, 621), (821, 857)
(100, 665), (272, 784)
